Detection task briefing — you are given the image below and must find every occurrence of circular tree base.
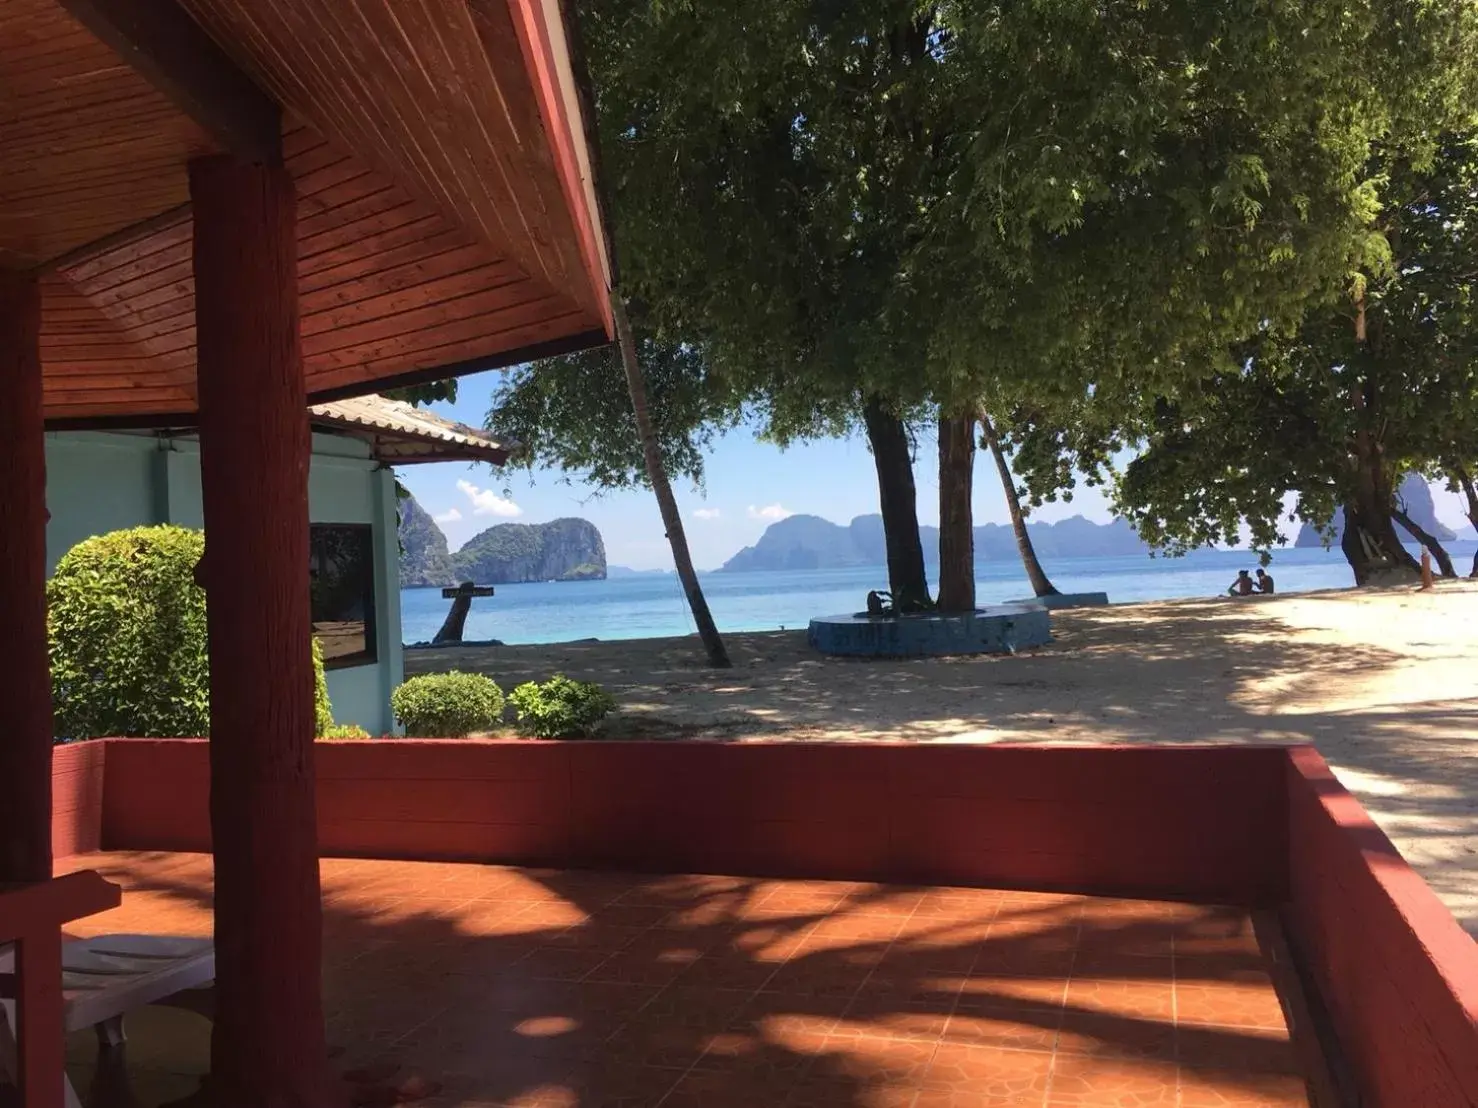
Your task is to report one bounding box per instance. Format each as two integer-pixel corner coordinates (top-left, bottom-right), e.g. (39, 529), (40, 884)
(1006, 591), (1109, 611)
(807, 604), (1051, 658)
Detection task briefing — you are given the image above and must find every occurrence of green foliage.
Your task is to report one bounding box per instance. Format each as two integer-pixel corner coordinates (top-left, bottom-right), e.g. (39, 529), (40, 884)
(509, 675), (617, 739)
(49, 526), (332, 740)
(391, 671), (505, 737)
(312, 638), (333, 738)
(1013, 136), (1478, 571)
(496, 0), (1478, 596)
(321, 723), (373, 739)
(488, 339), (740, 490)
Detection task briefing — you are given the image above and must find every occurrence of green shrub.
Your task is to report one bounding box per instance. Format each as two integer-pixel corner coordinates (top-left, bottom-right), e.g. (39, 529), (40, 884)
(312, 638), (333, 737)
(509, 675), (616, 739)
(48, 525), (332, 740)
(321, 723), (372, 739)
(391, 671), (504, 737)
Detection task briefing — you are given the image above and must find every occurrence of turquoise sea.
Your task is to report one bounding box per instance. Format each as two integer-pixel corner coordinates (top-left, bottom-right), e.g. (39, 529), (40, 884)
(400, 542), (1477, 646)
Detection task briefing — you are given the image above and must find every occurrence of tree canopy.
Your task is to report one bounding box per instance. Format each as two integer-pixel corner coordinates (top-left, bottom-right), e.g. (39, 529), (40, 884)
(493, 0), (1478, 586)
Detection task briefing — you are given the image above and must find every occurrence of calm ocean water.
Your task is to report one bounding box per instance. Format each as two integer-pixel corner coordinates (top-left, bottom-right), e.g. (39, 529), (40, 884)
(400, 542), (1477, 646)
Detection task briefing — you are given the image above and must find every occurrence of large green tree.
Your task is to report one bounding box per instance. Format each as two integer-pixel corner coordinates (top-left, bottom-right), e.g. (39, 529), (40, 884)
(1010, 136), (1478, 585)
(502, 0), (1477, 608)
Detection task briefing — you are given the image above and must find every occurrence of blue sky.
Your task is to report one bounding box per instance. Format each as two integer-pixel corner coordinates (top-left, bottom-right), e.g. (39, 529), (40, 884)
(395, 368), (1472, 571)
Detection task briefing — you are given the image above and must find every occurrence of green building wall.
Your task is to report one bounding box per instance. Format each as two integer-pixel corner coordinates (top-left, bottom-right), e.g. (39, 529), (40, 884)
(44, 429), (404, 734)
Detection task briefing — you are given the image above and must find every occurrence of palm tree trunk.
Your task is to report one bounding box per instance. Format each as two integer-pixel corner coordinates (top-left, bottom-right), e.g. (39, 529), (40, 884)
(980, 412), (1059, 597)
(611, 292), (730, 667)
(936, 412), (976, 612)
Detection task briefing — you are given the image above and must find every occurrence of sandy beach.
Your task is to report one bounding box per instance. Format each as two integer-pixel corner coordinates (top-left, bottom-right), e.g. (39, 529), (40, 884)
(408, 581), (1478, 936)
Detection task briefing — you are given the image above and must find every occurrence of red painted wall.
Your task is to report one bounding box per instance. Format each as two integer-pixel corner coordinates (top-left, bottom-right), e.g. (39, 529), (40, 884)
(61, 738), (1478, 1104)
(50, 740), (105, 861)
(1283, 748), (1478, 1107)
(96, 738), (1288, 904)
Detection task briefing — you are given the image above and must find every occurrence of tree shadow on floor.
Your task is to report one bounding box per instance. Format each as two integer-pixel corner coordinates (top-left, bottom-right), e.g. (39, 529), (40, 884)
(52, 853), (1308, 1108)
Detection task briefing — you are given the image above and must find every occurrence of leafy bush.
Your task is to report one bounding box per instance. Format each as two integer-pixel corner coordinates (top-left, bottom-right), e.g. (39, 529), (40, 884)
(321, 723), (372, 739)
(49, 525), (333, 740)
(312, 638), (333, 737)
(509, 675), (616, 739)
(391, 671), (505, 737)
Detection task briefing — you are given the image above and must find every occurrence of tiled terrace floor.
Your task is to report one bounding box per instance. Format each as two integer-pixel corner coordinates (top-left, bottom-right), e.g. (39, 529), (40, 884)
(55, 853), (1309, 1107)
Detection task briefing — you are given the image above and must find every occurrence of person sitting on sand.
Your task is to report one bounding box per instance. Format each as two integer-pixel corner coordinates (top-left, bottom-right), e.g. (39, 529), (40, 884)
(1256, 569), (1275, 594)
(1227, 570), (1255, 597)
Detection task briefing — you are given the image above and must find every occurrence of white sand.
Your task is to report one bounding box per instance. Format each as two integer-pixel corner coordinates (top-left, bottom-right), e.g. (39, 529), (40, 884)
(407, 580), (1478, 936)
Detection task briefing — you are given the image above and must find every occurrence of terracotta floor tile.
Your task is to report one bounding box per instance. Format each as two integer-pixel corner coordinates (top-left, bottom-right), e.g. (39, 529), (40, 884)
(924, 1042), (1055, 1099)
(913, 888), (1005, 922)
(1054, 1011), (1175, 1063)
(820, 1032), (939, 1086)
(1063, 979), (1175, 1022)
(1046, 1052), (1179, 1107)
(711, 1009), (838, 1064)
(56, 855), (1311, 1108)
(836, 996), (958, 1045)
(958, 976), (1069, 1013)
(1176, 1067), (1310, 1107)
(835, 886), (926, 917)
(661, 1060), (805, 1108)
(1175, 1025), (1297, 1075)
(1174, 982), (1287, 1030)
(943, 1007), (1060, 1053)
(516, 945), (616, 982)
(583, 947), (703, 987)
(971, 945), (1078, 978)
(760, 961), (872, 1000)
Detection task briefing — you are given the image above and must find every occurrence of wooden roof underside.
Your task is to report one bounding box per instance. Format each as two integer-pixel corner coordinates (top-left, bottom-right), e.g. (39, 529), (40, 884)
(3, 0), (613, 426)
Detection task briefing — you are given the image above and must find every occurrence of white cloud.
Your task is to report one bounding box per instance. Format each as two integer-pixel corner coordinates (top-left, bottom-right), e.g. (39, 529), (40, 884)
(747, 503), (793, 522)
(456, 478), (523, 518)
(692, 507), (722, 521)
(433, 507), (463, 524)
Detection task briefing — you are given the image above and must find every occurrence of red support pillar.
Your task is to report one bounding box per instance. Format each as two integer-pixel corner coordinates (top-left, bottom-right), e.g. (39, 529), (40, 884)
(0, 269), (53, 886)
(189, 156), (335, 1107)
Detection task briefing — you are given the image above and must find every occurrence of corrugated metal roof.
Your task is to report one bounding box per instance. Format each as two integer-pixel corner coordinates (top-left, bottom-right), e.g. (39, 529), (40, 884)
(308, 395), (511, 465)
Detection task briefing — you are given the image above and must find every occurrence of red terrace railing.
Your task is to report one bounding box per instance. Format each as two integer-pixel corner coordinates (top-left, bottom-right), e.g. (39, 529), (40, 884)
(0, 871), (120, 1108)
(48, 737), (1478, 1107)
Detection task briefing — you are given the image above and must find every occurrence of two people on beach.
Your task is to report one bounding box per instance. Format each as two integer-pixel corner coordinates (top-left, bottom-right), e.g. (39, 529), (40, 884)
(1227, 569), (1275, 597)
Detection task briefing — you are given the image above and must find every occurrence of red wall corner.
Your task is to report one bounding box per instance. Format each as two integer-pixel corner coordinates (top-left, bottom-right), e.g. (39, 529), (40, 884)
(51, 739), (106, 862)
(1283, 745), (1478, 1106)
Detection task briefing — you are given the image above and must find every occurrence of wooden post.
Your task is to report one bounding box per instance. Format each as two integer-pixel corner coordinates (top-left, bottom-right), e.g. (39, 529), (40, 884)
(190, 156), (334, 1107)
(0, 269), (53, 887)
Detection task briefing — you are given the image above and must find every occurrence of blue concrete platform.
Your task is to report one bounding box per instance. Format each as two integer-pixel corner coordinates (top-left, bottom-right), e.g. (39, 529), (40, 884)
(1008, 591), (1109, 610)
(808, 604), (1051, 658)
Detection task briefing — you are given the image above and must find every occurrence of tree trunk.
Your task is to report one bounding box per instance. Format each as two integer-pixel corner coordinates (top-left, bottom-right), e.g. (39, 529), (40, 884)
(981, 413), (1060, 597)
(861, 394), (932, 611)
(1338, 487), (1420, 586)
(611, 292), (730, 667)
(0, 269), (52, 886)
(190, 156), (336, 1108)
(1392, 509), (1455, 578)
(936, 413), (976, 612)
(1450, 465), (1478, 578)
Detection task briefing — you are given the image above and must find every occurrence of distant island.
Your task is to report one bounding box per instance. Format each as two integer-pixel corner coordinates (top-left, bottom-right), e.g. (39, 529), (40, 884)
(719, 512), (1149, 572)
(607, 565), (674, 578)
(1294, 475), (1458, 547)
(398, 494), (607, 586)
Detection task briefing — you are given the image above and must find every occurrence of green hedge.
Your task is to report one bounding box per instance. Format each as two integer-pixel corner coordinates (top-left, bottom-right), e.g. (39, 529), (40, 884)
(391, 671), (505, 737)
(49, 525), (332, 740)
(509, 675), (615, 739)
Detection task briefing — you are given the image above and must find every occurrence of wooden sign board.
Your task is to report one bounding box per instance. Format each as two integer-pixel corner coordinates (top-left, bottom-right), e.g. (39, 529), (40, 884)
(441, 585), (495, 598)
